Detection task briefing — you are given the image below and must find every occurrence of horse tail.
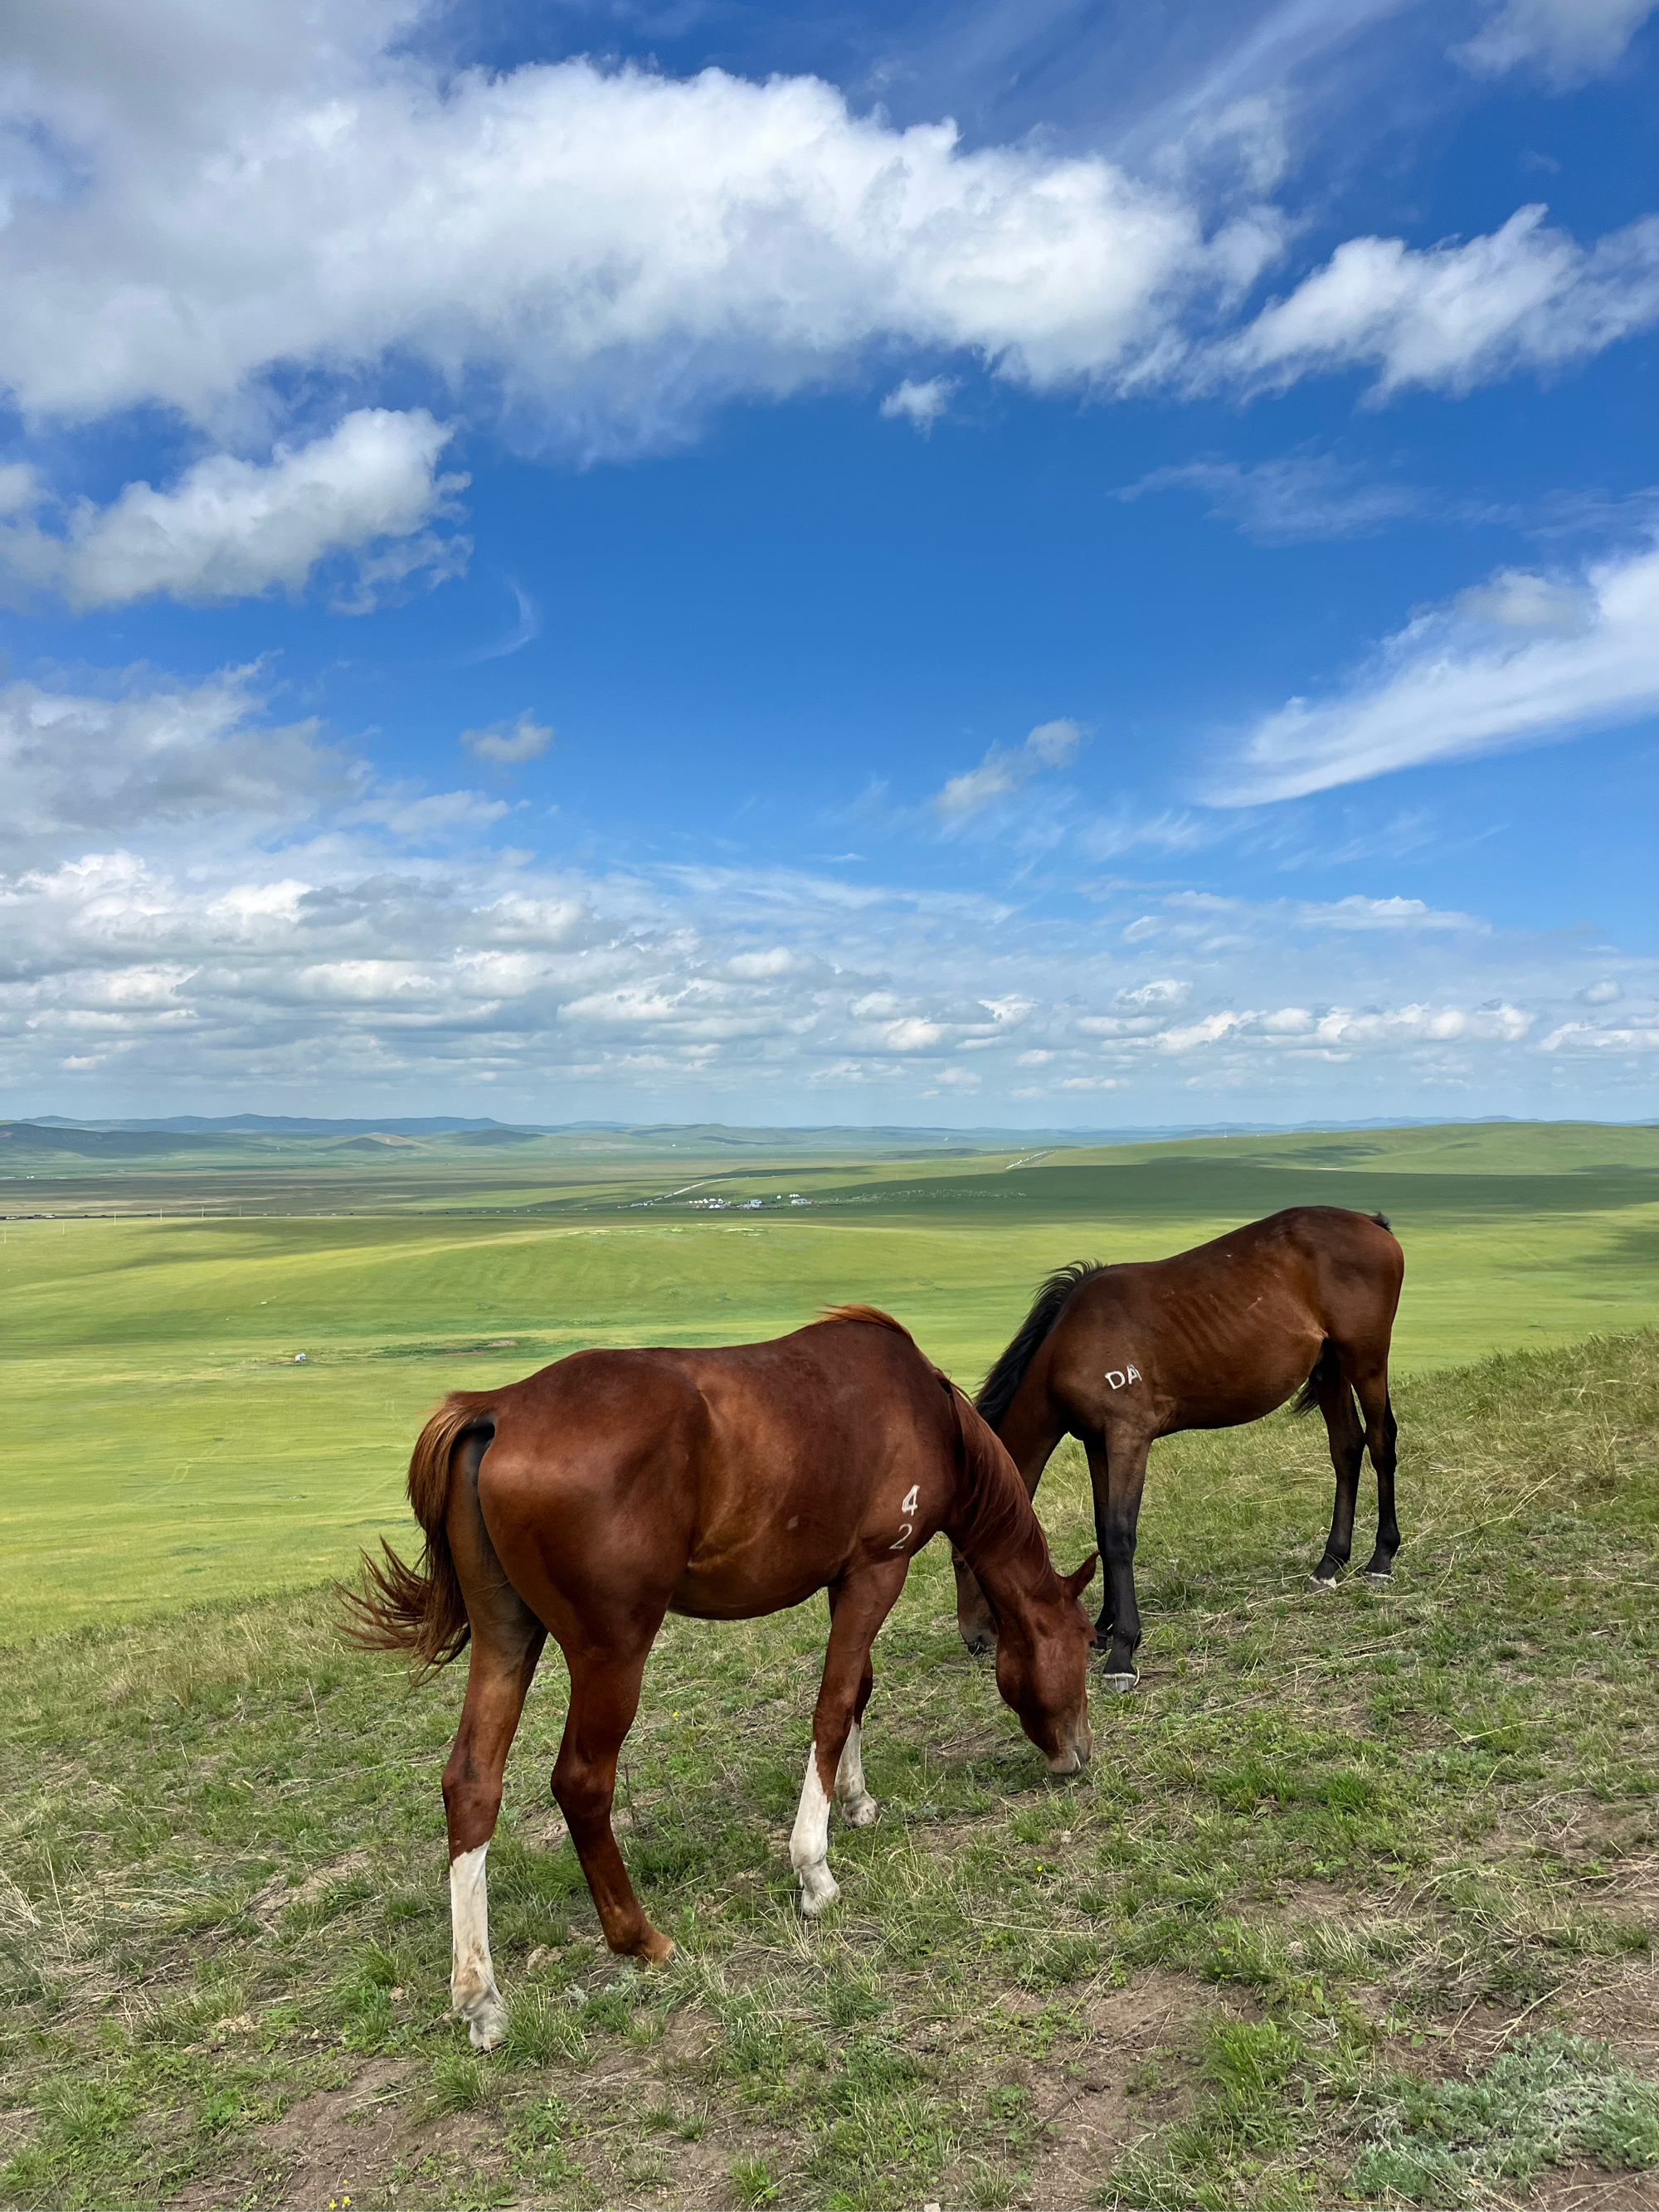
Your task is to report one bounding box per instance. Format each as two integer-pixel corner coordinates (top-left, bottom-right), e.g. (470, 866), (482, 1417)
(1292, 1340), (1342, 1417)
(975, 1261), (1107, 1430)
(340, 1393), (495, 1670)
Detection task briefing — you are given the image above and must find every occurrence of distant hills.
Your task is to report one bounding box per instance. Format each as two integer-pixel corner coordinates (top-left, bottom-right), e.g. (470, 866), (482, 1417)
(26, 1114), (535, 1135)
(10, 1111), (1539, 1144)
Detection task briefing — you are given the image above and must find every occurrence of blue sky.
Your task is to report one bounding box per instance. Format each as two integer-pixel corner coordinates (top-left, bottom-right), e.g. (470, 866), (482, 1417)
(1, 0), (1656, 1127)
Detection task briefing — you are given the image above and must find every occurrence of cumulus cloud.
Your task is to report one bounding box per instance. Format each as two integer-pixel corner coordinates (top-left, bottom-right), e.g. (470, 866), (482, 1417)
(1457, 0), (1657, 85)
(0, 666), (347, 859)
(1216, 542), (1659, 801)
(2, 656), (1654, 1111)
(460, 712), (554, 765)
(880, 377), (956, 432)
(1, 1), (1653, 476)
(1214, 205), (1659, 401)
(0, 411), (466, 610)
(935, 718), (1083, 819)
(0, 12), (1281, 451)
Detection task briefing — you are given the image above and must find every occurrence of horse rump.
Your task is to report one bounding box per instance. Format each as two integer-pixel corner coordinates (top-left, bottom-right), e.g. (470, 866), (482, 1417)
(339, 1393), (494, 1671)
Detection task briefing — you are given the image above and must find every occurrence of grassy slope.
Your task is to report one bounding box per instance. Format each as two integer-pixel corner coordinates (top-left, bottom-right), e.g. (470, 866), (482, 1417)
(1, 1332), (1654, 2210)
(2, 1122), (1657, 1636)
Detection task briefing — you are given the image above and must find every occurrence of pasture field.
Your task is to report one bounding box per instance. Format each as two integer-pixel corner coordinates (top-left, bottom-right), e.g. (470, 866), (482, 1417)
(1, 1331), (1656, 2210)
(3, 1119), (1659, 1637)
(2, 1120), (1657, 2209)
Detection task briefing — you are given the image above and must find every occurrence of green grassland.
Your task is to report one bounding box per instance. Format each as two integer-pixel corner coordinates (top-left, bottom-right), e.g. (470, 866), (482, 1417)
(2, 1121), (1657, 1638)
(2, 1121), (1657, 2210)
(2, 1330), (1655, 2210)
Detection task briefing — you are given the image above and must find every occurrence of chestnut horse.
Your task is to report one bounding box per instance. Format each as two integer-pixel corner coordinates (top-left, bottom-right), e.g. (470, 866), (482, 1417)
(952, 1208), (1404, 1688)
(348, 1307), (1097, 2050)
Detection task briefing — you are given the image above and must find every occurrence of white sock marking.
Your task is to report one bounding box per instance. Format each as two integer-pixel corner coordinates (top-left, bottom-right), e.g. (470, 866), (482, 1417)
(450, 1842), (507, 2048)
(834, 1721), (878, 1827)
(789, 1742), (839, 1915)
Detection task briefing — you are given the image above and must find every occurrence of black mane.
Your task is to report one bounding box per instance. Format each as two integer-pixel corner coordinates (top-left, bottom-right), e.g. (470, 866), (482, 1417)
(975, 1261), (1108, 1429)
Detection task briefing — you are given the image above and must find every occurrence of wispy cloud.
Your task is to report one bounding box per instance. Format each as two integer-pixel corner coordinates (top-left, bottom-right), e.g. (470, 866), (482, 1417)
(1118, 448), (1428, 541)
(1456, 0), (1658, 86)
(466, 581), (543, 663)
(935, 719), (1082, 819)
(1214, 542), (1659, 802)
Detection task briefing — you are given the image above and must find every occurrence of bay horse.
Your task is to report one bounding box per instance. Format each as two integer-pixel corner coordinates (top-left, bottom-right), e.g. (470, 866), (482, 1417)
(952, 1208), (1404, 1689)
(347, 1306), (1097, 2050)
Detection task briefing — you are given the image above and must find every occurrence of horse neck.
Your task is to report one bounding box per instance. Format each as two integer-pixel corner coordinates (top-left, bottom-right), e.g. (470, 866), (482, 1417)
(946, 1426), (1061, 1630)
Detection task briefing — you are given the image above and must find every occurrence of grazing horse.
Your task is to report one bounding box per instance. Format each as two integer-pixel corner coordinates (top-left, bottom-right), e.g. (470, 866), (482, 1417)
(952, 1207), (1404, 1689)
(347, 1306), (1097, 2050)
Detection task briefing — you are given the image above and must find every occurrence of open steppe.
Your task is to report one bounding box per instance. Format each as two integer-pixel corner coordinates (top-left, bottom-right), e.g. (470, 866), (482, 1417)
(2, 1121), (1656, 2209)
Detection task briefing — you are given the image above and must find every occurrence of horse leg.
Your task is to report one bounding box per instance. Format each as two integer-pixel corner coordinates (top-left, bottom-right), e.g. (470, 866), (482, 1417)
(792, 1564), (907, 1915)
(1355, 1369), (1400, 1581)
(1087, 1432), (1148, 1691)
(441, 1443), (546, 2050)
(1311, 1365), (1365, 1590)
(825, 1587), (878, 1830)
(552, 1632), (673, 1964)
(956, 1397), (1063, 1653)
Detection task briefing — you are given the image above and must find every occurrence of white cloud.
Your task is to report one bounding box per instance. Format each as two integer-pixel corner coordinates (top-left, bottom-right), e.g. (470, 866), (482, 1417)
(1118, 448), (1428, 541)
(0, 15), (1278, 450)
(1215, 205), (1659, 401)
(885, 1018), (946, 1051)
(880, 377), (956, 432)
(0, 666), (346, 858)
(3, 656), (1657, 1118)
(1457, 0), (1657, 85)
(1453, 567), (1593, 635)
(2, 2), (1652, 479)
(935, 717), (1083, 819)
(0, 410), (466, 610)
(460, 712), (554, 766)
(1218, 542), (1659, 801)
(1293, 895), (1484, 931)
(1541, 1018), (1659, 1051)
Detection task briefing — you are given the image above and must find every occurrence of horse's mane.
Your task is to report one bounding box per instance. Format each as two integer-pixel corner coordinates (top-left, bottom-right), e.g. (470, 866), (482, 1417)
(817, 1303), (914, 1338)
(947, 1386), (1057, 1595)
(975, 1262), (1107, 1429)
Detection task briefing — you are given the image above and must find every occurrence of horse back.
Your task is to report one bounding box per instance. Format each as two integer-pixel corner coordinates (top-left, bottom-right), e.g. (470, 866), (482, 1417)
(1039, 1207), (1401, 1437)
(472, 1322), (962, 1627)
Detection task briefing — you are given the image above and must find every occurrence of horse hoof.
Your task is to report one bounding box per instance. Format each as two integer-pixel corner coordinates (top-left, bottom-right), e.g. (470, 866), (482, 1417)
(798, 1874), (840, 1919)
(962, 1635), (994, 1657)
(465, 1992), (508, 2051)
(841, 1792), (878, 1829)
(1308, 1573), (1337, 1592)
(1099, 1670), (1138, 1694)
(1364, 1571), (1394, 1586)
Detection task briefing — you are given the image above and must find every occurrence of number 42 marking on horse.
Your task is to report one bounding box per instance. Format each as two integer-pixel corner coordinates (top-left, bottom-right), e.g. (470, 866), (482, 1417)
(1106, 1364), (1142, 1390)
(889, 1485), (921, 1548)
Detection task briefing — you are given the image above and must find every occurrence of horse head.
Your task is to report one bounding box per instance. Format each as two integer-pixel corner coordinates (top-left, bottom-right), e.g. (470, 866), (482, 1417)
(994, 1552), (1097, 1773)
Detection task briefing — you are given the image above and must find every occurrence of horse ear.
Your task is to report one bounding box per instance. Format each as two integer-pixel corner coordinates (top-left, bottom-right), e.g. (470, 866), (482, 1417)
(1063, 1551), (1098, 1601)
